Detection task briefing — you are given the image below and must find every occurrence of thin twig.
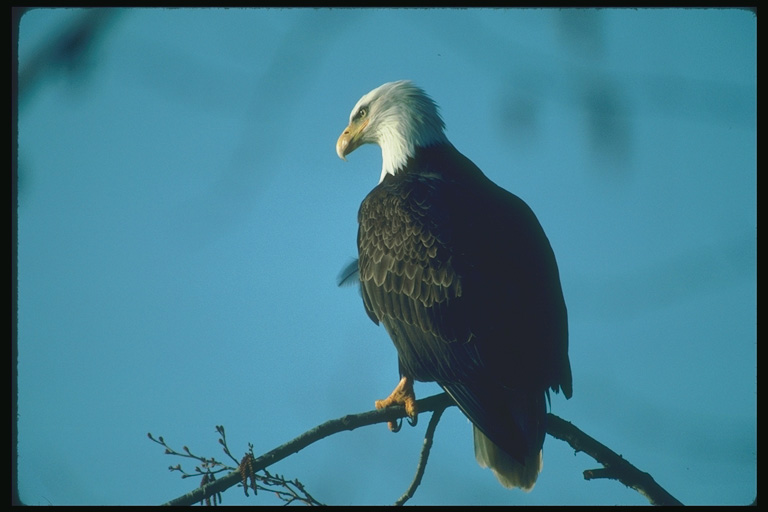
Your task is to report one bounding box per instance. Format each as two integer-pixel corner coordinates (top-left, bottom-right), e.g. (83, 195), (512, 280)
(394, 402), (449, 505)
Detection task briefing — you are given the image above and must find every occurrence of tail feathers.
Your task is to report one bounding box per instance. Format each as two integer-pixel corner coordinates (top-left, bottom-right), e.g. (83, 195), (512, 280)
(473, 427), (543, 491)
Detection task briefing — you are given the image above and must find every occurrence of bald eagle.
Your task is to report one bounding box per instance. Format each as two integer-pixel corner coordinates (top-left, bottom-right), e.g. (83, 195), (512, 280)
(336, 80), (572, 491)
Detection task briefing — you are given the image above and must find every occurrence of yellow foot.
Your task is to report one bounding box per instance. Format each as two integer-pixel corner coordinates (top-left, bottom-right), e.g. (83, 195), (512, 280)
(375, 376), (418, 431)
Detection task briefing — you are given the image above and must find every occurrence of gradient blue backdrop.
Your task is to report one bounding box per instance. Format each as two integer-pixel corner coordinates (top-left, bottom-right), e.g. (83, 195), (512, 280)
(15, 7), (755, 505)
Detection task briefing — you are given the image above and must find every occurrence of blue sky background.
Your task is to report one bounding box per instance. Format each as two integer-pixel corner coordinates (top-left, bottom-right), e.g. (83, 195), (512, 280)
(14, 8), (755, 506)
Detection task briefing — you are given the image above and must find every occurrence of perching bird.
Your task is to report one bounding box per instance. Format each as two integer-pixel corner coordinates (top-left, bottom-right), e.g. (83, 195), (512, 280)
(336, 80), (572, 491)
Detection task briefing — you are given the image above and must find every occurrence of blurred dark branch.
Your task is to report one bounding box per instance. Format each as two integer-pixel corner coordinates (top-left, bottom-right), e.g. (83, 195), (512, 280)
(17, 8), (119, 106)
(157, 392), (681, 506)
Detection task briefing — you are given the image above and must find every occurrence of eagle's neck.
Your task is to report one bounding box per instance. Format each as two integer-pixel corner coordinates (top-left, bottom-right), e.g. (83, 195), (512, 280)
(377, 114), (448, 183)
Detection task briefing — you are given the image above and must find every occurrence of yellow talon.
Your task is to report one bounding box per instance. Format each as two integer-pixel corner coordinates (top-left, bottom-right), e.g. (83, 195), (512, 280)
(375, 376), (418, 430)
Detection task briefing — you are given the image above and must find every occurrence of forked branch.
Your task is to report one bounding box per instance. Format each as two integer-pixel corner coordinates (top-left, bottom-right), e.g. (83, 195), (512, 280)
(157, 392), (681, 506)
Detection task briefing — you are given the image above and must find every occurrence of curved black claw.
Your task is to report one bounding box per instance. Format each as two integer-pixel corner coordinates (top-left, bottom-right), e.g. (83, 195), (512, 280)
(406, 413), (418, 427)
(389, 418), (403, 433)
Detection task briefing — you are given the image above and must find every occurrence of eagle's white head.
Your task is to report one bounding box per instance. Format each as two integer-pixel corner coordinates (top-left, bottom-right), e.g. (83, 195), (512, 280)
(336, 80), (449, 183)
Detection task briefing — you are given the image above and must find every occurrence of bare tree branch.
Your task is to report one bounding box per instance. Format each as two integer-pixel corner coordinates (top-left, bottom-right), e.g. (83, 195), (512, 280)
(157, 392), (682, 506)
(546, 414), (683, 506)
(394, 400), (450, 506)
(159, 393), (454, 506)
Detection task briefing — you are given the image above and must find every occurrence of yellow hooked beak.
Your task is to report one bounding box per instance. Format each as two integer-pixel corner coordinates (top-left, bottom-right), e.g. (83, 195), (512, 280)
(336, 118), (369, 161)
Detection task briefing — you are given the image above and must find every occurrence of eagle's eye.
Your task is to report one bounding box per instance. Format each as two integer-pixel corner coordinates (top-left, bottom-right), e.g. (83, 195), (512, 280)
(355, 107), (367, 121)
